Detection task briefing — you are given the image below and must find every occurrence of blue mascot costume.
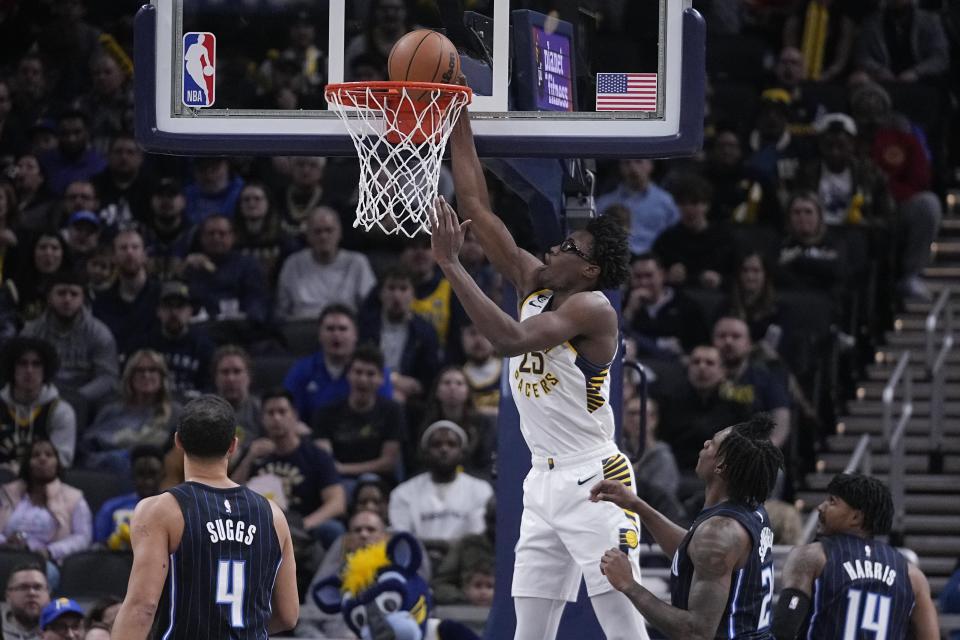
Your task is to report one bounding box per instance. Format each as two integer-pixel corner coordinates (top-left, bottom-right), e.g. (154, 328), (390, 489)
(313, 532), (480, 640)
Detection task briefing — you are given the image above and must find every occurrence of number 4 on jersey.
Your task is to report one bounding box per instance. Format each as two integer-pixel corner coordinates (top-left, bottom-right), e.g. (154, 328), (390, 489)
(216, 560), (246, 628)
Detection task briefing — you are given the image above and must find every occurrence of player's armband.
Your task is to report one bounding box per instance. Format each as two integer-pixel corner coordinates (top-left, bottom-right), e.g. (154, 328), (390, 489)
(770, 588), (810, 640)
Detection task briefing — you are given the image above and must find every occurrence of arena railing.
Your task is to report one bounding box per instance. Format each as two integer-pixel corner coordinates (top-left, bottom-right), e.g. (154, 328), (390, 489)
(883, 351), (913, 544)
(925, 288), (954, 472)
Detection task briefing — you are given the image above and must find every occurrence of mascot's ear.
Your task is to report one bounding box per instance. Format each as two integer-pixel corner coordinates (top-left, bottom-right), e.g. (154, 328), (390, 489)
(386, 531), (423, 573)
(312, 576), (344, 614)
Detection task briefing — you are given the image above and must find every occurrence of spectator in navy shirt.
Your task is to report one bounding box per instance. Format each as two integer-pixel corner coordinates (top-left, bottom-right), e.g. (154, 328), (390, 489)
(39, 110), (106, 195)
(358, 265), (440, 405)
(142, 177), (194, 281)
(285, 304), (393, 419)
(183, 157), (244, 225)
(180, 214), (269, 326)
(623, 253), (710, 360)
(595, 159), (679, 255)
(92, 229), (160, 359)
(136, 281), (215, 396)
(232, 389), (346, 546)
(653, 173), (734, 290)
(712, 316), (791, 447)
(91, 134), (153, 232)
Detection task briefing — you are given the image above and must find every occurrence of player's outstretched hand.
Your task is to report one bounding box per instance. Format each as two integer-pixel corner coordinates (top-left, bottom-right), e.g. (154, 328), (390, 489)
(430, 196), (471, 267)
(590, 479), (636, 510)
(600, 548), (634, 592)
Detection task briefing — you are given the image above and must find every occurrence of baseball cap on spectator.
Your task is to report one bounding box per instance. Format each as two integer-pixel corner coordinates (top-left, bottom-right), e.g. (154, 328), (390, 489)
(40, 598), (84, 630)
(29, 117), (57, 135)
(759, 88), (791, 112)
(69, 210), (101, 228)
(160, 281), (191, 305)
(814, 113), (857, 137)
(153, 177), (182, 196)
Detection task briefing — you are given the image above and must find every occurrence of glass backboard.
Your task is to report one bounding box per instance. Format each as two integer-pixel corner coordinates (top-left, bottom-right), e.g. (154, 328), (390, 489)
(135, 0), (705, 158)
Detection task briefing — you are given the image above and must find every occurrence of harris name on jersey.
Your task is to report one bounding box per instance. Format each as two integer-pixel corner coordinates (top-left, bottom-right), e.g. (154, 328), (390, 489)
(841, 555), (898, 586)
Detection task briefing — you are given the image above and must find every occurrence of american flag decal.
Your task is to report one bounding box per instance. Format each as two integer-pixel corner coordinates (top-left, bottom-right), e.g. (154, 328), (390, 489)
(596, 73), (658, 111)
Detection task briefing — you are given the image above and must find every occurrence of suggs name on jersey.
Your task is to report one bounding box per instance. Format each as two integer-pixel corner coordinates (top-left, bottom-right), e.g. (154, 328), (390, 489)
(206, 518), (257, 545)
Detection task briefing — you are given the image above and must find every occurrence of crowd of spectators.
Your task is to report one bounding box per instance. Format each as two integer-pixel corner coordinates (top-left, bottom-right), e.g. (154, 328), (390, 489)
(0, 0), (955, 637)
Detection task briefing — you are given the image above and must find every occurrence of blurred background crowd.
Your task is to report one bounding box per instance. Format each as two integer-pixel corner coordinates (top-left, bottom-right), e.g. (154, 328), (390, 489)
(0, 0), (956, 638)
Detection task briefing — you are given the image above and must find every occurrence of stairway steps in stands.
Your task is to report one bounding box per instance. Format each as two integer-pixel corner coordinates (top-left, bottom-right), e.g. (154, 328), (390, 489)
(796, 492), (960, 515)
(826, 434), (960, 453)
(904, 515), (960, 534)
(892, 315), (943, 331)
(835, 415), (960, 435)
(904, 535), (960, 556)
(923, 266), (960, 279)
(919, 556), (959, 575)
(804, 474), (960, 493)
(847, 400), (960, 417)
(867, 363), (960, 382)
(938, 218), (960, 236)
(885, 332), (952, 348)
(873, 347), (960, 365)
(932, 240), (960, 259)
(816, 453), (960, 474)
(856, 380), (935, 398)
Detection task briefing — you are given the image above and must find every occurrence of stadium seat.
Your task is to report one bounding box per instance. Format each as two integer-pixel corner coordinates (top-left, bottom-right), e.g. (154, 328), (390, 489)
(58, 551), (133, 599)
(252, 355), (300, 394)
(279, 320), (319, 356)
(63, 468), (133, 516)
(0, 467), (16, 485)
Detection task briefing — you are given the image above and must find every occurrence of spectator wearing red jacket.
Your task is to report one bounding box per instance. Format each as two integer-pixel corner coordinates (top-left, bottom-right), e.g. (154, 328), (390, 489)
(850, 82), (942, 301)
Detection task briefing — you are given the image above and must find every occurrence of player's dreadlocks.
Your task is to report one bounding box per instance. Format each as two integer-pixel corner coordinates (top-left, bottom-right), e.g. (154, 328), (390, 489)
(826, 473), (894, 536)
(586, 214), (630, 290)
(717, 414), (784, 508)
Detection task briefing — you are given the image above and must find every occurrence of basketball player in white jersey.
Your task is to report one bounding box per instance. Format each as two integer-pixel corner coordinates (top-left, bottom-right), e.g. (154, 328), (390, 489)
(430, 110), (649, 640)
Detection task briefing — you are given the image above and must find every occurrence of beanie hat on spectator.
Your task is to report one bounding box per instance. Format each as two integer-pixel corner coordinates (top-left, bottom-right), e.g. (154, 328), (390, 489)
(420, 419), (469, 450)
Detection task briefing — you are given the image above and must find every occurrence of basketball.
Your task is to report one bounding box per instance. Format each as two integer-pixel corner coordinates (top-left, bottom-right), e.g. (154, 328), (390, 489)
(203, 65), (214, 76)
(388, 29), (460, 87)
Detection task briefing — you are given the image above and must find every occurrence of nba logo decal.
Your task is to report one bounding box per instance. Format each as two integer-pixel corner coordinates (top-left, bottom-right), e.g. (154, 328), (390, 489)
(183, 32), (216, 108)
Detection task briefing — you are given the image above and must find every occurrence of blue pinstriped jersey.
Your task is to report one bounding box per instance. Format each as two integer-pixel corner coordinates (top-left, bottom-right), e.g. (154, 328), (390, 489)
(804, 534), (915, 640)
(153, 482), (282, 640)
(671, 502), (776, 639)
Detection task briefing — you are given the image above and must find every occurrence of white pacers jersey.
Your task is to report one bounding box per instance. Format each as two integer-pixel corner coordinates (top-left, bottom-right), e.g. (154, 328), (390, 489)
(509, 289), (616, 457)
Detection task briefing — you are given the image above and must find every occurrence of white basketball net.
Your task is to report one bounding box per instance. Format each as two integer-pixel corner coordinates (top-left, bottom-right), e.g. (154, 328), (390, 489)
(325, 83), (472, 237)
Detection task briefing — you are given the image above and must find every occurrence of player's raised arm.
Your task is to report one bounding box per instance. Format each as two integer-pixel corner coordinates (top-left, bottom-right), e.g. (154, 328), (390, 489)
(431, 198), (610, 356)
(268, 500), (299, 634)
(449, 110), (543, 294)
(771, 542), (826, 640)
(113, 494), (179, 640)
(907, 563), (940, 640)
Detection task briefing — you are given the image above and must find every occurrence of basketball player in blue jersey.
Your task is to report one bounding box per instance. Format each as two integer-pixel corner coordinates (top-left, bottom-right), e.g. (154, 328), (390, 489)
(772, 473), (939, 640)
(593, 415), (783, 640)
(112, 395), (299, 639)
